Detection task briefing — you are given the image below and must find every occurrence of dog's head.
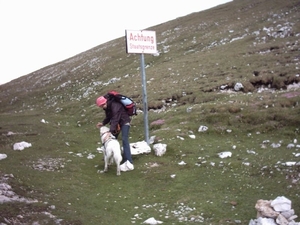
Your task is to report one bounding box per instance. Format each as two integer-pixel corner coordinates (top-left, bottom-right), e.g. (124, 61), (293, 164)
(100, 126), (110, 136)
(100, 126), (111, 143)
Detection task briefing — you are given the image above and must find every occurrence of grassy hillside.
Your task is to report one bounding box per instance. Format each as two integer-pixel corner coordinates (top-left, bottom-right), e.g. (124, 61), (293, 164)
(0, 0), (300, 224)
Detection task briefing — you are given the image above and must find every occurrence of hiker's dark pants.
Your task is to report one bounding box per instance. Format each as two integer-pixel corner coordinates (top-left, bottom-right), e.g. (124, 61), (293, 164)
(116, 124), (132, 164)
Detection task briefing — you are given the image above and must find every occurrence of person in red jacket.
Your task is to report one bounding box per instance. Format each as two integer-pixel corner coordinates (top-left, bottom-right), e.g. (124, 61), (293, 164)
(96, 95), (134, 172)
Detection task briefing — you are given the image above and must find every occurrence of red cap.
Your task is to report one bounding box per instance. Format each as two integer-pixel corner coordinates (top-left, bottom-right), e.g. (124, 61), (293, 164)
(96, 96), (107, 107)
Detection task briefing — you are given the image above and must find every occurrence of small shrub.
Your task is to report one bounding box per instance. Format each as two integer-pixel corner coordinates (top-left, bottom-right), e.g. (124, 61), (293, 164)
(148, 101), (164, 110)
(180, 95), (196, 104)
(228, 106), (241, 113)
(272, 75), (286, 89)
(150, 123), (163, 131)
(242, 81), (255, 92)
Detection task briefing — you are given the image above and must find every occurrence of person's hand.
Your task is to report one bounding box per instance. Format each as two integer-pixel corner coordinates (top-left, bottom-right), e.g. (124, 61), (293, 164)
(96, 122), (103, 128)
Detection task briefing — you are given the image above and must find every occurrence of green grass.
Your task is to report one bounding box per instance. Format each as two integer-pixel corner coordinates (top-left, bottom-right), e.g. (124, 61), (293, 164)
(1, 100), (299, 224)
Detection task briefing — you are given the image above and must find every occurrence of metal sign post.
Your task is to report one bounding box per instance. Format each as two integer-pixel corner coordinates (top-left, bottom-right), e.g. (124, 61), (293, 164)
(139, 53), (149, 144)
(125, 30), (157, 145)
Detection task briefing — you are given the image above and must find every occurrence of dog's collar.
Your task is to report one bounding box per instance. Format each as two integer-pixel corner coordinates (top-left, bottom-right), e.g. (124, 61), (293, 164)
(101, 131), (110, 137)
(102, 132), (115, 146)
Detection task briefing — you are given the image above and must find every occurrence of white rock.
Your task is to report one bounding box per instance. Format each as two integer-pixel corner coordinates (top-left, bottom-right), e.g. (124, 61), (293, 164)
(280, 209), (294, 219)
(87, 154), (95, 159)
(257, 217), (277, 225)
(7, 131), (16, 136)
(293, 153), (300, 157)
(234, 82), (244, 91)
(186, 107), (193, 113)
(288, 215), (298, 221)
(218, 151), (232, 158)
(13, 141), (32, 151)
(271, 196), (291, 212)
(129, 141), (151, 155)
(248, 219), (256, 225)
(178, 161), (186, 165)
(220, 85), (228, 90)
(276, 214), (289, 225)
(247, 150), (257, 155)
(97, 147), (103, 153)
(153, 143), (167, 157)
(189, 135), (196, 139)
(198, 125), (208, 132)
(0, 154), (7, 160)
(143, 217), (163, 224)
(287, 144), (295, 149)
(284, 162), (296, 166)
(271, 143), (281, 148)
(40, 119), (49, 123)
(149, 136), (156, 144)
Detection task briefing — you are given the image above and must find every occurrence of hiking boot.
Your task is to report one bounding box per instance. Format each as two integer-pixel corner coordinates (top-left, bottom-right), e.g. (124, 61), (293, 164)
(120, 160), (134, 172)
(126, 161), (134, 170)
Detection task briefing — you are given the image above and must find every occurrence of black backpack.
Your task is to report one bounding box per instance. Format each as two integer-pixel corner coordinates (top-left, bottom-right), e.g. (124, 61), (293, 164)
(104, 91), (137, 116)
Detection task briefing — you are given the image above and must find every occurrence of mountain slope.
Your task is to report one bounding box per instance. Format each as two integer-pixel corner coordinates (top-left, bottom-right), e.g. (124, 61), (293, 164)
(0, 0), (300, 224)
(1, 0), (299, 114)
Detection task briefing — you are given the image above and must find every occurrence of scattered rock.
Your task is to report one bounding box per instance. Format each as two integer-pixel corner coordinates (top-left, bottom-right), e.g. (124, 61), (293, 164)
(250, 196), (300, 225)
(271, 196), (291, 212)
(230, 201), (238, 206)
(143, 217), (163, 224)
(186, 107), (193, 113)
(13, 141), (32, 151)
(255, 199), (279, 218)
(198, 125), (208, 132)
(153, 143), (167, 156)
(178, 161), (186, 165)
(151, 119), (165, 125)
(129, 141), (151, 155)
(0, 174), (38, 204)
(189, 134), (196, 139)
(218, 151), (232, 158)
(0, 154), (7, 160)
(234, 82), (244, 91)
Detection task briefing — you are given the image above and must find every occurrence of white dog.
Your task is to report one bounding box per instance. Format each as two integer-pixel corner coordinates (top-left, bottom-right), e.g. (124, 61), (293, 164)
(99, 126), (122, 175)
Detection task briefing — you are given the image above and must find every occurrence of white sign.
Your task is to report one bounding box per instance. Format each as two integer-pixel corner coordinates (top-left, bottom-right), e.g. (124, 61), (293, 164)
(125, 30), (157, 54)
